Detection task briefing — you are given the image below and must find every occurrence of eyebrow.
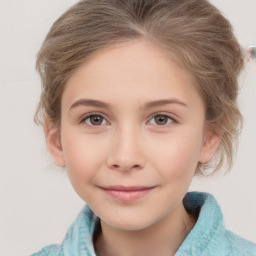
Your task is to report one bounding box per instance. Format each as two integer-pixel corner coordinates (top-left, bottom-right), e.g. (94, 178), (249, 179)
(144, 99), (188, 109)
(70, 99), (111, 110)
(70, 98), (188, 111)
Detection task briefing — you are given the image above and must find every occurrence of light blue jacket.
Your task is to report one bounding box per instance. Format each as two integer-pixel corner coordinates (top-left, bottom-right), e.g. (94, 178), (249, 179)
(31, 192), (256, 256)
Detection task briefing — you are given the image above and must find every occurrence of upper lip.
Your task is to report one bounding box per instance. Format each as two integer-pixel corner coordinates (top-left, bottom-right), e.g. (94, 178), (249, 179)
(100, 185), (155, 191)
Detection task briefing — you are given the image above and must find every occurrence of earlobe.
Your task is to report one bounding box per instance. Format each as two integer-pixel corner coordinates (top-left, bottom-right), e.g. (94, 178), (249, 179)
(44, 118), (66, 167)
(199, 130), (221, 164)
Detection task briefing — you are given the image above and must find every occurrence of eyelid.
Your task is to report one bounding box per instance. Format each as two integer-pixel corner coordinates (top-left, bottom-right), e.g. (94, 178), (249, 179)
(79, 112), (110, 125)
(146, 112), (179, 125)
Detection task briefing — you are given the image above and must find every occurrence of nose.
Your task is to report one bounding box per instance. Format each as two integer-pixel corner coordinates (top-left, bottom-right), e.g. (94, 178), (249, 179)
(107, 126), (146, 172)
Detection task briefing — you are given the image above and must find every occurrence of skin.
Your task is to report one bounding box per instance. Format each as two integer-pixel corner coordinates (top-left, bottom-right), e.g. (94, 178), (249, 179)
(45, 40), (220, 256)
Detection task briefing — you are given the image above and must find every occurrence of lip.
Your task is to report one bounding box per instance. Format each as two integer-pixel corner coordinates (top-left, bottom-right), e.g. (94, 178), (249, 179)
(100, 185), (156, 202)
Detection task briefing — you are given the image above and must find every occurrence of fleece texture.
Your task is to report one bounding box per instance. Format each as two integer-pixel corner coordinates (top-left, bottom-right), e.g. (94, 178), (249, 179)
(31, 192), (256, 256)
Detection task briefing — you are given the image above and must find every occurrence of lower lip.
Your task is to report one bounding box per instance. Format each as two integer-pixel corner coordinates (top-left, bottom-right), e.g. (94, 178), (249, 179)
(102, 187), (155, 202)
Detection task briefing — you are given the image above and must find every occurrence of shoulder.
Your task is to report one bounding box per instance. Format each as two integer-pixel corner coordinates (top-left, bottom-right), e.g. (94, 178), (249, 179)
(179, 192), (256, 256)
(30, 205), (98, 256)
(224, 230), (256, 256)
(30, 244), (62, 256)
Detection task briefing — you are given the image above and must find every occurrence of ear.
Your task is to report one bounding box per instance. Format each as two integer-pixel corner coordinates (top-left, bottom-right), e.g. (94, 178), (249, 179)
(44, 118), (66, 167)
(199, 130), (221, 164)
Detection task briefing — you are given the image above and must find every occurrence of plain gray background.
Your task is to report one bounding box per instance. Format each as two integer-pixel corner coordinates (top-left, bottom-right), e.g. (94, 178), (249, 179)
(0, 0), (255, 255)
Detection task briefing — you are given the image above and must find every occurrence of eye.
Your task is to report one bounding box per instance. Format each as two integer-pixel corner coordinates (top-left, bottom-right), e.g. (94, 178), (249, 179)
(81, 114), (108, 126)
(147, 114), (175, 126)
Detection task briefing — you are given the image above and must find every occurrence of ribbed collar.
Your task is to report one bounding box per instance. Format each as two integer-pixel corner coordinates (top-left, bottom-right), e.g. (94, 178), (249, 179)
(175, 192), (226, 255)
(59, 192), (225, 256)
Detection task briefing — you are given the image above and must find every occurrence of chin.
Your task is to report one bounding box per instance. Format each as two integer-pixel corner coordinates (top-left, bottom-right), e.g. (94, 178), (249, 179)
(100, 210), (164, 232)
(106, 220), (153, 231)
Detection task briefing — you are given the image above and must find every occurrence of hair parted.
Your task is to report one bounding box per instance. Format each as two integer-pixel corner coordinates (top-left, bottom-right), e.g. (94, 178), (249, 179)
(35, 0), (244, 175)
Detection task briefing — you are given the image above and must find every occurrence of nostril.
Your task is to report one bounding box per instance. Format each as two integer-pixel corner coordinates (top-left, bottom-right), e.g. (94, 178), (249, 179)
(110, 164), (142, 171)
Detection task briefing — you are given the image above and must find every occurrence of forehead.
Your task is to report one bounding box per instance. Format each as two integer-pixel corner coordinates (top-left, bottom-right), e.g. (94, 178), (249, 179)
(62, 40), (204, 112)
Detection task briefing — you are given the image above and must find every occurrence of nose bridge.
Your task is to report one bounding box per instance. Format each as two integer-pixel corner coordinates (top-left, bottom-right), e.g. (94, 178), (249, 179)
(107, 123), (145, 171)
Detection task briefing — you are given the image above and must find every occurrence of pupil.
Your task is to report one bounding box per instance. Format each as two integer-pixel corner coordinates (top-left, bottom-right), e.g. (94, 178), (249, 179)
(90, 115), (102, 125)
(155, 115), (167, 125)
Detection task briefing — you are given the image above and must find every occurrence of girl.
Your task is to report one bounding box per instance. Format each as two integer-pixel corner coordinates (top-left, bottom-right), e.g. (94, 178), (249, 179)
(32, 0), (256, 255)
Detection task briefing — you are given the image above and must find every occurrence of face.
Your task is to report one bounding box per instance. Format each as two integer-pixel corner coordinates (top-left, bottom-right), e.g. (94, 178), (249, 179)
(46, 40), (220, 231)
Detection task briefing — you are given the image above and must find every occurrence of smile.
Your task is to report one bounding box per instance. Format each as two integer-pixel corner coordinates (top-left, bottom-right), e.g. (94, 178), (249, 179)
(100, 186), (156, 202)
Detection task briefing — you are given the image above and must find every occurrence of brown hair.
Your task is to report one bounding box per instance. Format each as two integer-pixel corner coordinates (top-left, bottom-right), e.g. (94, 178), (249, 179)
(35, 0), (244, 175)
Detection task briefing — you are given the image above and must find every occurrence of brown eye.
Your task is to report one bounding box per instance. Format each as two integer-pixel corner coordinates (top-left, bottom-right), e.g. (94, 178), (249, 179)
(148, 114), (174, 126)
(154, 115), (168, 125)
(84, 115), (107, 126)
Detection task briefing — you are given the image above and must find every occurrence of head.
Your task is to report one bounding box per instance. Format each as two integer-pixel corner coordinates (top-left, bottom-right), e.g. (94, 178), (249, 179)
(35, 0), (245, 232)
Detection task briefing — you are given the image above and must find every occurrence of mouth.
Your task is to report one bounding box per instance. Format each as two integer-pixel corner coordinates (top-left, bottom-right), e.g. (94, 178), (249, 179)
(99, 185), (156, 202)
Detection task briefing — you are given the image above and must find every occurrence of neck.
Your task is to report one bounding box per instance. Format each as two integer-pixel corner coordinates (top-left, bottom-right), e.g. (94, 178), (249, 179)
(94, 203), (196, 256)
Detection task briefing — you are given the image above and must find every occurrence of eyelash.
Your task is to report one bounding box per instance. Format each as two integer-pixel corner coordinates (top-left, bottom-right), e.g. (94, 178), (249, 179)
(80, 113), (109, 126)
(147, 113), (177, 126)
(79, 113), (178, 127)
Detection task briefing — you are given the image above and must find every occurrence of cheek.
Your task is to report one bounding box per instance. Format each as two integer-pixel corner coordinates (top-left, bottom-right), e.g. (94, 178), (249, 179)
(149, 133), (203, 181)
(61, 129), (108, 184)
